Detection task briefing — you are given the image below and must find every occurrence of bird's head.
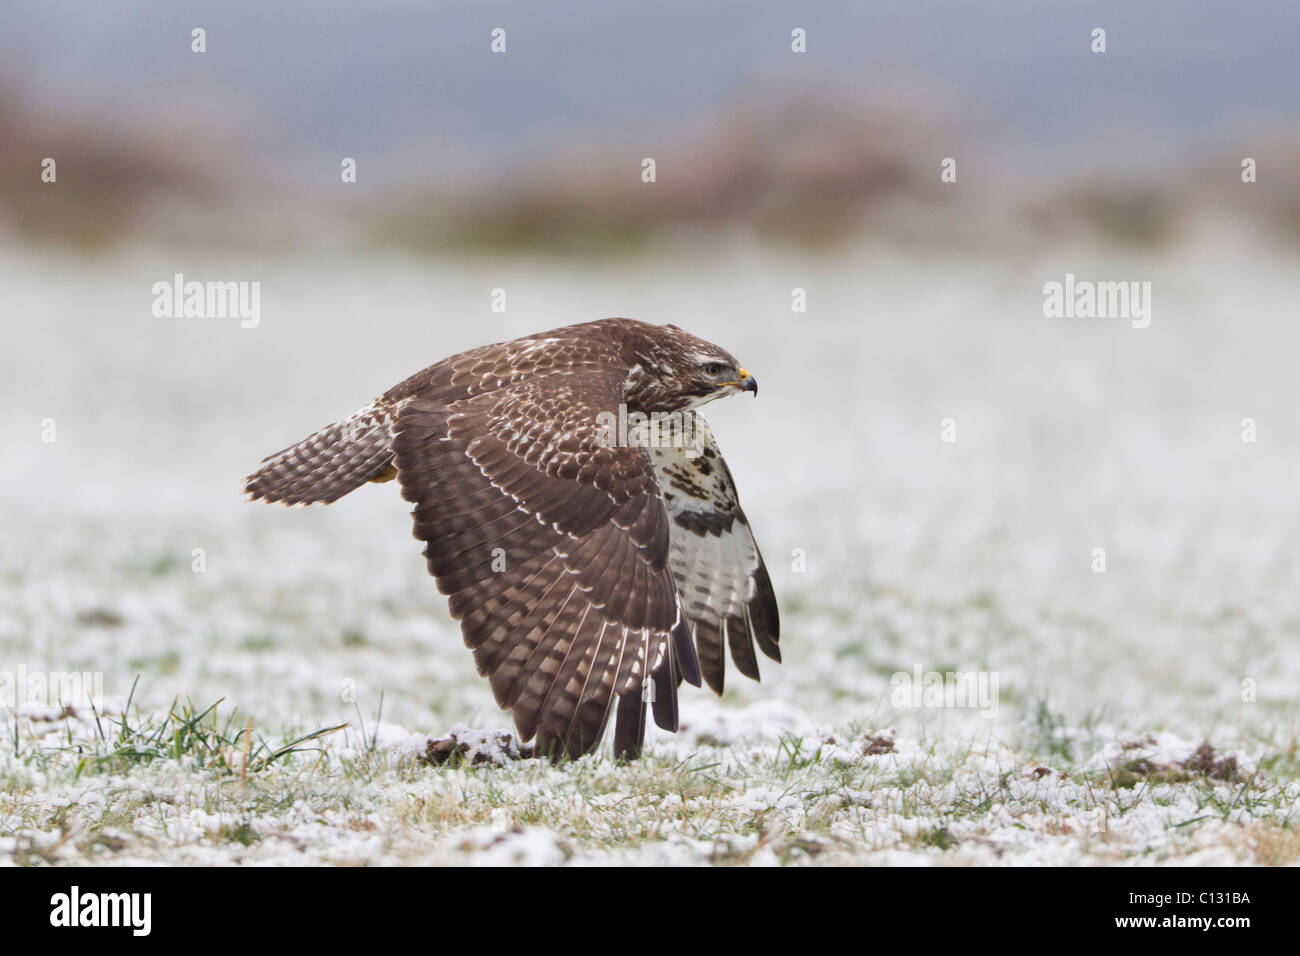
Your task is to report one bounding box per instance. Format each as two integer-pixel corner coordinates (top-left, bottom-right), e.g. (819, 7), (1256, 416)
(624, 323), (758, 412)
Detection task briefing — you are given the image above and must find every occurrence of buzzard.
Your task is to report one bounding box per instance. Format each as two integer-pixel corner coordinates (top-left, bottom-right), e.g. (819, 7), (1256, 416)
(245, 318), (779, 760)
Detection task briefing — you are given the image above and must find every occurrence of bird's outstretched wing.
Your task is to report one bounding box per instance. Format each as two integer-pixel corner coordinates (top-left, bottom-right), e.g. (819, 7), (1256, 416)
(647, 416), (780, 696)
(392, 368), (701, 760)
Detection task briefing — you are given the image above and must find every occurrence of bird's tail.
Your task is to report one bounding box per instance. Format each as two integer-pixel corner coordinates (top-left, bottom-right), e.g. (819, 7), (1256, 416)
(244, 401), (398, 506)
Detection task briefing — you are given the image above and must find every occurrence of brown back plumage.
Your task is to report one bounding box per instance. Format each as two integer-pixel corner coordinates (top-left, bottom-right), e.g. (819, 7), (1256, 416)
(244, 318), (779, 759)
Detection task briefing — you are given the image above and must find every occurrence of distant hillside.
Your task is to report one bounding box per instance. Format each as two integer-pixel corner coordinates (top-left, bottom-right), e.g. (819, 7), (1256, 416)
(2, 82), (1296, 255)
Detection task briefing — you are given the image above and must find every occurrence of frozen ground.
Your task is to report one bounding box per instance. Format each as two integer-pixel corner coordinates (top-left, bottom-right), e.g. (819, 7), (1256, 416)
(1, 236), (1297, 865)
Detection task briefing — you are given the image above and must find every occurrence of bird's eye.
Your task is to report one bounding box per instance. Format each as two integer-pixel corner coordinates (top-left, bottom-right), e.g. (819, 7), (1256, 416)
(702, 362), (724, 376)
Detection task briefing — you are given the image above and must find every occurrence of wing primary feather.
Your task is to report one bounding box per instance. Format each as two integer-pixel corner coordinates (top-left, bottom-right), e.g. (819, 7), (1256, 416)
(672, 606), (702, 687)
(614, 686), (647, 760)
(650, 639), (680, 732)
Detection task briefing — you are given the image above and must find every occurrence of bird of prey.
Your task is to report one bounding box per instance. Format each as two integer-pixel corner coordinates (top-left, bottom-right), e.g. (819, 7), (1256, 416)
(245, 318), (779, 760)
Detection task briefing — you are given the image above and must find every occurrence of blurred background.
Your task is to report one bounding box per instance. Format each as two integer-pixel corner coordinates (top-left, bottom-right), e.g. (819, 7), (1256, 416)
(2, 1), (1298, 251)
(1, 1), (1297, 748)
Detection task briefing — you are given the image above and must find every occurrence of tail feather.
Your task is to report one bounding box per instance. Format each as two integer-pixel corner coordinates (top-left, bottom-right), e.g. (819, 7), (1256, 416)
(245, 401), (397, 505)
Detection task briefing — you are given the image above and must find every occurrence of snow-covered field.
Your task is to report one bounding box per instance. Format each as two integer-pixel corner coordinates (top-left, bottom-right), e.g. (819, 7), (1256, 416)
(2, 237), (1297, 865)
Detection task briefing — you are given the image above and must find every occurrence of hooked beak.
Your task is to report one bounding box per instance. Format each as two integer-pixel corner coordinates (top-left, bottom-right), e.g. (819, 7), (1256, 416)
(718, 366), (758, 395)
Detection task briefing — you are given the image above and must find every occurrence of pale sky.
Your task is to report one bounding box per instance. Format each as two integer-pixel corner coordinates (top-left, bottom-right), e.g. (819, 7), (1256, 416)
(6, 1), (1296, 175)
